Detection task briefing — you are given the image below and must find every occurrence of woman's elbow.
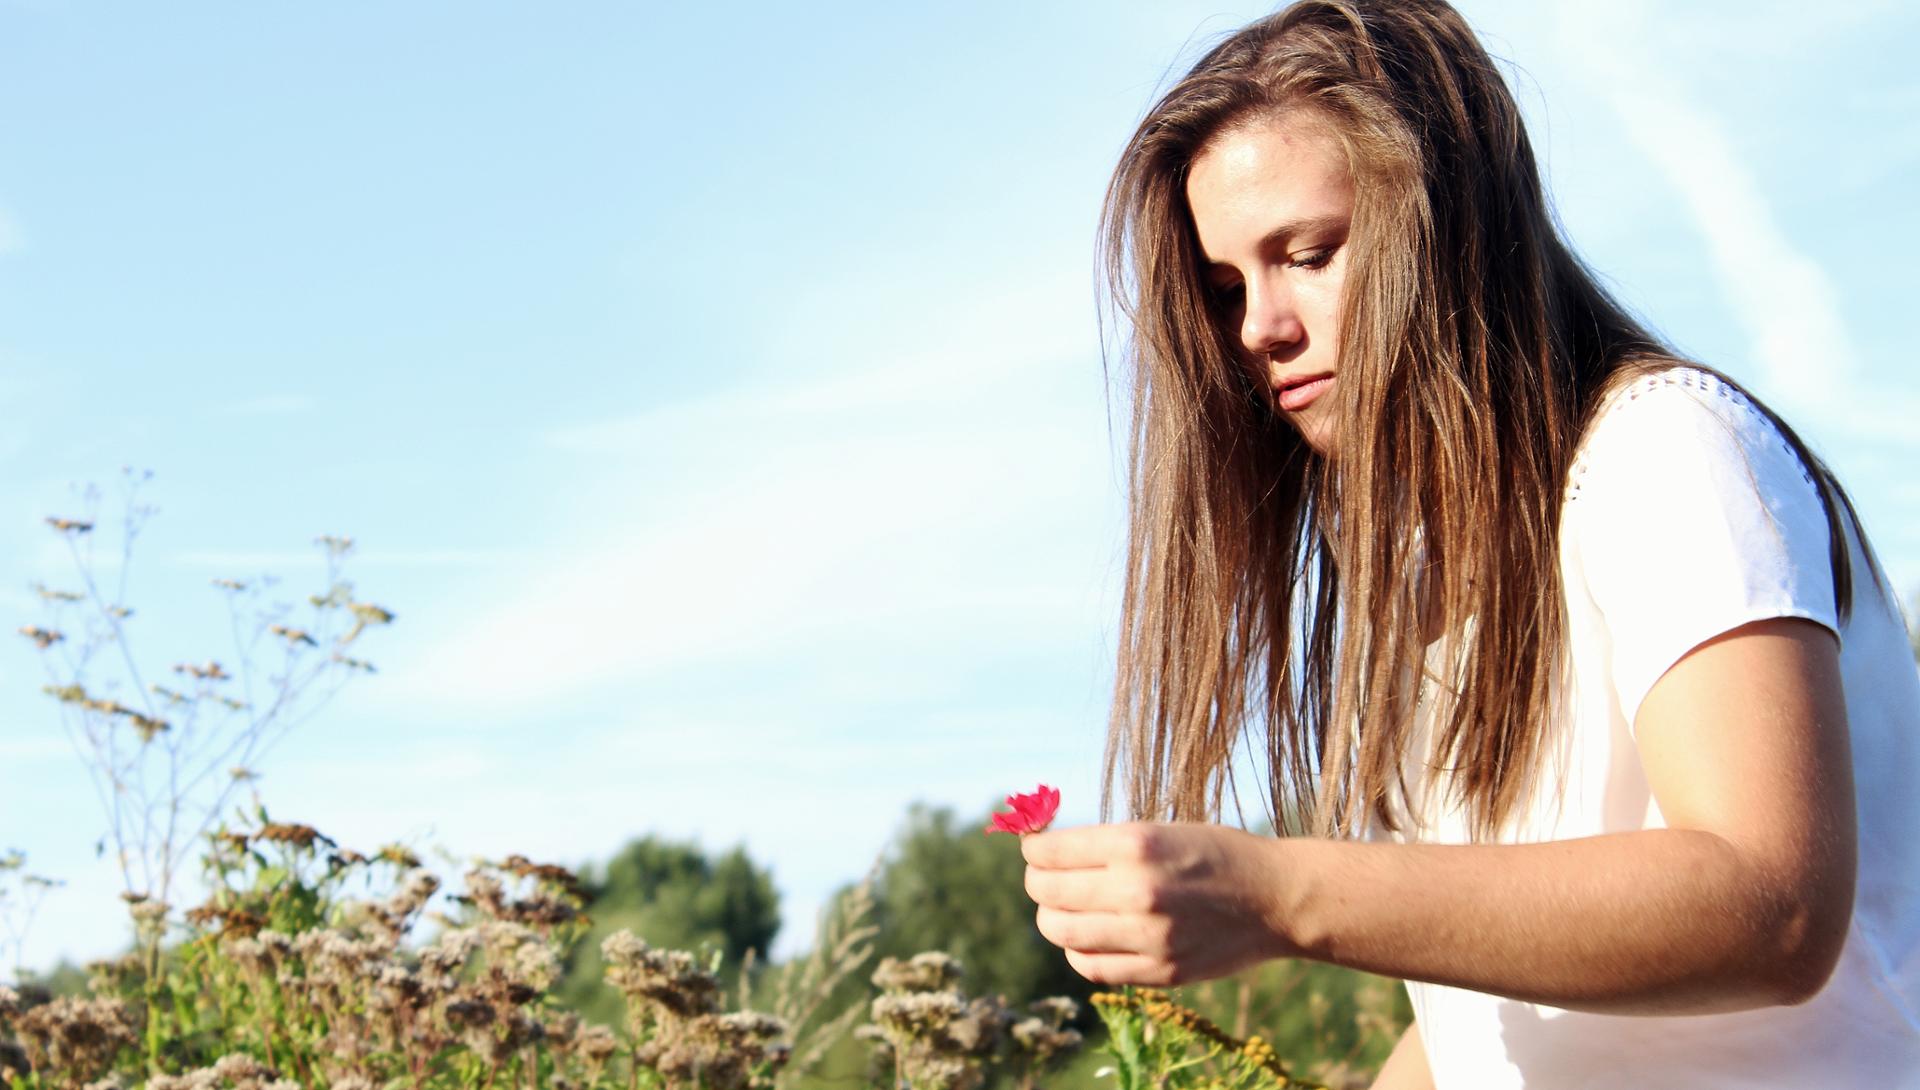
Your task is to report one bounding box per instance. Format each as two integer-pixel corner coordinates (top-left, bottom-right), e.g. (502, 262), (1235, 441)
(1755, 862), (1855, 1007)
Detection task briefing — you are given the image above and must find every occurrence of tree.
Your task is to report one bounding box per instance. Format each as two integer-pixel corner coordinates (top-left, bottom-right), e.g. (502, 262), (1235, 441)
(554, 836), (780, 1024)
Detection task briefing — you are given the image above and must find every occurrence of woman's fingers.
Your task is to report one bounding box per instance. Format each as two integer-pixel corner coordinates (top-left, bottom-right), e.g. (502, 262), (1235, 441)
(1024, 863), (1154, 912)
(1034, 905), (1170, 955)
(1021, 823), (1161, 869)
(1064, 950), (1180, 988)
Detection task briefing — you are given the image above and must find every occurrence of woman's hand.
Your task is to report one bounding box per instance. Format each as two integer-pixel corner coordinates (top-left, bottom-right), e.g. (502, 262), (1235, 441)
(1022, 822), (1295, 986)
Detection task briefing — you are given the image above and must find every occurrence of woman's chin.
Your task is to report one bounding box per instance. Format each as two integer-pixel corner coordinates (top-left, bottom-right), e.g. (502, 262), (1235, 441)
(1288, 414), (1338, 458)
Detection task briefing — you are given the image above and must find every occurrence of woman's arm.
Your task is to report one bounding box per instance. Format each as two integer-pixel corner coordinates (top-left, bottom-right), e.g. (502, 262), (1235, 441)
(1370, 1024), (1432, 1090)
(1023, 617), (1856, 1015)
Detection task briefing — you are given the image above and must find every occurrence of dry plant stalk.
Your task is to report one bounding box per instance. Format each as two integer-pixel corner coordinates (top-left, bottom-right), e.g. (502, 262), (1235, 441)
(22, 471), (394, 912)
(750, 872), (880, 1088)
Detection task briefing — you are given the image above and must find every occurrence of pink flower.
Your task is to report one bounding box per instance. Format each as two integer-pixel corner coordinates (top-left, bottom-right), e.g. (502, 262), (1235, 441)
(986, 784), (1060, 836)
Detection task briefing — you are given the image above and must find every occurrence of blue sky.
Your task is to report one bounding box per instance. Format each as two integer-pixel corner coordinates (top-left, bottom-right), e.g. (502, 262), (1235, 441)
(3, 0), (1917, 974)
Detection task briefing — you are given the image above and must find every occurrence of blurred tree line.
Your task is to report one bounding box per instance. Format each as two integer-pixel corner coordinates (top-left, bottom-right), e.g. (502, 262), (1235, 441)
(554, 801), (1090, 1028)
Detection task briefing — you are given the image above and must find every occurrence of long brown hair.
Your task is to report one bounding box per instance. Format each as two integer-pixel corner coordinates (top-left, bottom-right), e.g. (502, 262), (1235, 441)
(1099, 0), (1864, 838)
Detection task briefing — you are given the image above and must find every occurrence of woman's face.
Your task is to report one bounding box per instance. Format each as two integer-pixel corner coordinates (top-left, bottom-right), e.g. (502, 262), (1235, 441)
(1185, 112), (1353, 455)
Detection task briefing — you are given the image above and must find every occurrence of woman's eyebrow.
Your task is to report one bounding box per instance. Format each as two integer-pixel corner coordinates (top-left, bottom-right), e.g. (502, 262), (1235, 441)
(1259, 213), (1349, 251)
(1199, 213), (1350, 271)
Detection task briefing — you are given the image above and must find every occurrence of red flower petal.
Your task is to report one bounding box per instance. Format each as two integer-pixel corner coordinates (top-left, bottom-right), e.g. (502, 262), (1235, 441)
(985, 784), (1060, 836)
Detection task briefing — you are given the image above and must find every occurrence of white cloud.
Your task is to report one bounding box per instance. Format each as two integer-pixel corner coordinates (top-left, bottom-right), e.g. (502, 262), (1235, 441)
(1553, 1), (1920, 439)
(387, 268), (1121, 718)
(1557, 13), (1856, 418)
(1607, 94), (1856, 415)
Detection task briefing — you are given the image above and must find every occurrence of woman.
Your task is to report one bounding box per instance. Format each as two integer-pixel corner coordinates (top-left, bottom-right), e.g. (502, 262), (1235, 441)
(1021, 2), (1920, 1086)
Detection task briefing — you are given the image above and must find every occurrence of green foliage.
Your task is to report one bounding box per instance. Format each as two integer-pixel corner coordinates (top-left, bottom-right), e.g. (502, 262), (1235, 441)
(1166, 961), (1407, 1088)
(556, 837), (781, 1027)
(868, 805), (1090, 1011)
(0, 812), (1406, 1090)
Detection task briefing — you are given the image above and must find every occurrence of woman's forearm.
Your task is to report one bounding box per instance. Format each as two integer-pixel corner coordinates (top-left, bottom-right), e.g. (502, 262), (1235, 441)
(1271, 829), (1845, 1015)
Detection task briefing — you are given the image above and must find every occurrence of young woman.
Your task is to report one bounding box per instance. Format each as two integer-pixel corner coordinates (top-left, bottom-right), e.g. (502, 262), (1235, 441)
(1020, 2), (1920, 1086)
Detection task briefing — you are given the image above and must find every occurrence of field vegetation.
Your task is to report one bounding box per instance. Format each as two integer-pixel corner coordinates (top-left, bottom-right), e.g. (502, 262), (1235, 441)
(4, 484), (1408, 1089)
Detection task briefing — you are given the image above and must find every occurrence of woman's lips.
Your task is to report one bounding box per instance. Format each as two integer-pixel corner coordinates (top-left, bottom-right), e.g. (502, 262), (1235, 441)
(1275, 374), (1333, 412)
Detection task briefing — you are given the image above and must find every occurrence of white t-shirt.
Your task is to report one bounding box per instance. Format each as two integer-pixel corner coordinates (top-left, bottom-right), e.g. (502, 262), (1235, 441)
(1391, 369), (1920, 1088)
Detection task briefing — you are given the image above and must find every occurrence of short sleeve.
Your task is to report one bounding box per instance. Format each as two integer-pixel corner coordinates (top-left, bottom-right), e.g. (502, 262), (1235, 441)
(1564, 371), (1840, 730)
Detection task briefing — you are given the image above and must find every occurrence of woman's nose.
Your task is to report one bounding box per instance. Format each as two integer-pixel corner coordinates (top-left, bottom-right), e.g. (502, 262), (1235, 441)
(1240, 280), (1302, 358)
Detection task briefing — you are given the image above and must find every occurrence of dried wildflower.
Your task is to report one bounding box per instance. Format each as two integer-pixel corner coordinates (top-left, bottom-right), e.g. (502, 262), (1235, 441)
(393, 868), (441, 910)
(292, 927), (389, 987)
(499, 853), (586, 898)
(219, 935), (272, 976)
(211, 578), (248, 592)
(872, 952), (965, 994)
(872, 991), (969, 1034)
(0, 1039), (27, 1083)
(18, 625), (65, 649)
(575, 1022), (620, 1065)
(510, 938), (562, 991)
(1010, 1015), (1082, 1054)
(268, 624), (318, 647)
(210, 1053), (277, 1083)
(376, 843), (422, 869)
(84, 954), (142, 996)
(951, 997), (1012, 1054)
(128, 711), (170, 742)
(186, 902), (265, 937)
(349, 601), (395, 627)
(10, 995), (141, 1086)
(255, 822), (335, 851)
(368, 964), (428, 1013)
(211, 830), (252, 854)
(128, 897), (170, 929)
(633, 1009), (790, 1090)
(45, 516), (94, 534)
(601, 930), (721, 1020)
(173, 660), (231, 681)
(461, 869), (508, 917)
(443, 997), (494, 1030)
(985, 784), (1060, 836)
(1027, 995), (1080, 1027)
(416, 926), (482, 993)
(146, 1055), (293, 1090)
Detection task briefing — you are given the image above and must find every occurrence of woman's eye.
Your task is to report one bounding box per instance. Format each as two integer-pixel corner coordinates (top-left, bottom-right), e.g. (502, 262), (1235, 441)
(1210, 281), (1245, 306)
(1290, 248), (1335, 271)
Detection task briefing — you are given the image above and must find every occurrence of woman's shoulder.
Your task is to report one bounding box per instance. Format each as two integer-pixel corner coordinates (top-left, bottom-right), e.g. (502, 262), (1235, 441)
(1564, 365), (1815, 507)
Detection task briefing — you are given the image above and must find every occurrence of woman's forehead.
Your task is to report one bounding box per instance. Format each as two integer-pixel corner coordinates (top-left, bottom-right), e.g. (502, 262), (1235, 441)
(1186, 117), (1353, 258)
